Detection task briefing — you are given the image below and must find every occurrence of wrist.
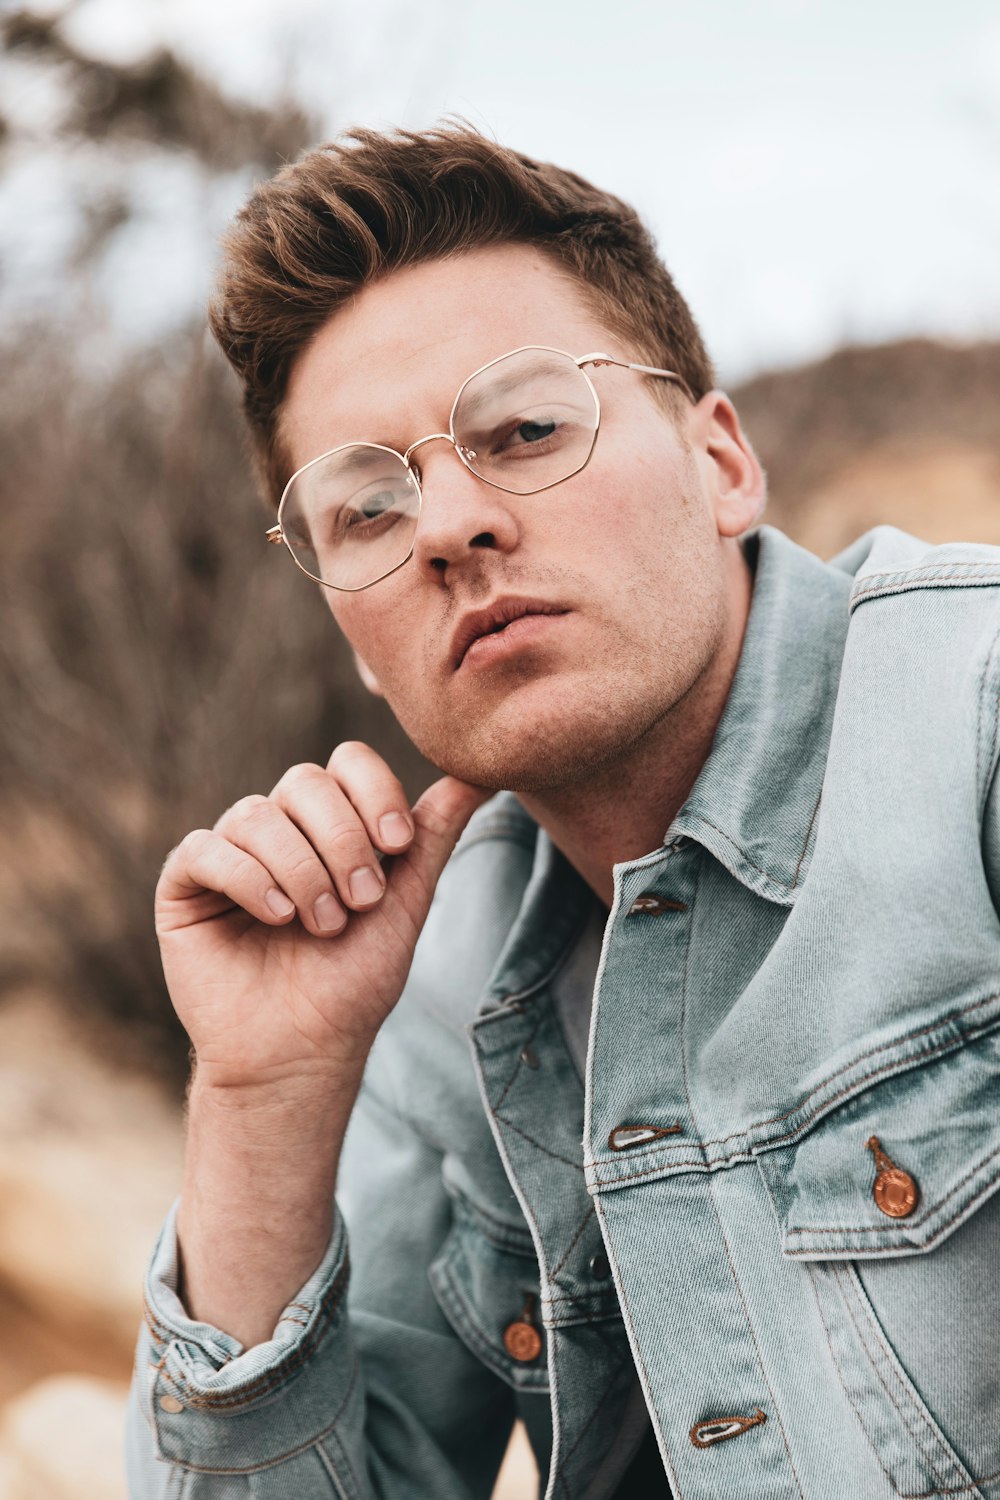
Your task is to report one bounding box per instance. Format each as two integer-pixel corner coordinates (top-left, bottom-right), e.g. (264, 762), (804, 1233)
(189, 1051), (368, 1112)
(185, 1066), (361, 1163)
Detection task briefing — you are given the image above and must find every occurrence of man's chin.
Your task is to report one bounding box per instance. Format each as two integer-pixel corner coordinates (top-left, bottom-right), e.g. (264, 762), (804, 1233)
(415, 710), (649, 796)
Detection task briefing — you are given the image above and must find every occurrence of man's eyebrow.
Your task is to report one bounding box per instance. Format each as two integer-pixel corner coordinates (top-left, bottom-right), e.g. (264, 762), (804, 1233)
(310, 442), (405, 476)
(457, 363), (561, 422)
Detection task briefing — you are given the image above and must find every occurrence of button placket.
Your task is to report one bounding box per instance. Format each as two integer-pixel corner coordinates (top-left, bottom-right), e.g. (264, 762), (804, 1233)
(469, 994), (635, 1499)
(587, 848), (699, 1181)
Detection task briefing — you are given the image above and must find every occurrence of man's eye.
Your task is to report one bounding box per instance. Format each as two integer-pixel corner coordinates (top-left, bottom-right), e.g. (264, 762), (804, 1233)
(495, 415), (560, 452)
(515, 418), (556, 444)
(360, 489), (396, 517)
(341, 488), (399, 529)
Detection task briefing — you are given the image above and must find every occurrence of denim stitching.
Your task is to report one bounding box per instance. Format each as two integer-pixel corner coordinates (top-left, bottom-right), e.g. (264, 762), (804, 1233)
(430, 1245), (549, 1392)
(831, 1263), (956, 1492)
(851, 566), (1000, 612)
(583, 990), (1000, 1172)
(592, 1196), (684, 1499)
(444, 1184), (536, 1254)
(809, 1261), (902, 1494)
(705, 1172), (806, 1499)
(677, 854), (701, 1162)
(166, 1256), (350, 1410)
(685, 813), (795, 891)
(314, 1429), (357, 1500)
(556, 1352), (635, 1474)
(784, 1138), (1000, 1243)
(492, 1012), (547, 1114)
(493, 1112), (587, 1171)
(549, 1204), (596, 1281)
(155, 1355), (361, 1473)
(843, 1264), (983, 1493)
(793, 788), (824, 889)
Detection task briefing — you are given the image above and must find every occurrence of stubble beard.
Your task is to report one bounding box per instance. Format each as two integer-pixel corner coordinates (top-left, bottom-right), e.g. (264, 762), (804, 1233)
(406, 598), (727, 795)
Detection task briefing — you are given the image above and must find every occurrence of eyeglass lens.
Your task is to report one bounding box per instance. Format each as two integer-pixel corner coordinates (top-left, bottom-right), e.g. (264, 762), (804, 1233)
(279, 348), (599, 590)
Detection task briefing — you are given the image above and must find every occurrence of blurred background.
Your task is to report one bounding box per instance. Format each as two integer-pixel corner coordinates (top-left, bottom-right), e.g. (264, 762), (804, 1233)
(0, 1), (998, 1494)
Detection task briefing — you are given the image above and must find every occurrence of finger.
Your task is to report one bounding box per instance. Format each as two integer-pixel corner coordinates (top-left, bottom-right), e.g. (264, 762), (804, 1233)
(155, 828), (300, 933)
(388, 778), (492, 925)
(268, 766), (387, 913)
(214, 794), (350, 936)
(325, 741), (415, 854)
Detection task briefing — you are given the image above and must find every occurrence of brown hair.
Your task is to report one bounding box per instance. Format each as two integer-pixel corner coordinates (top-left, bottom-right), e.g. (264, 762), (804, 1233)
(209, 123), (716, 505)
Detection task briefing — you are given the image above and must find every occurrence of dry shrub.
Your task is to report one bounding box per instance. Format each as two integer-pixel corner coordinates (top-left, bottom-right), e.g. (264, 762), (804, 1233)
(0, 327), (431, 1088)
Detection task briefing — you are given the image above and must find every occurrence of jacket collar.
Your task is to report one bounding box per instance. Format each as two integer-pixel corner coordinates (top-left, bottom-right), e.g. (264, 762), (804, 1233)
(670, 524), (853, 905)
(478, 526), (854, 1013)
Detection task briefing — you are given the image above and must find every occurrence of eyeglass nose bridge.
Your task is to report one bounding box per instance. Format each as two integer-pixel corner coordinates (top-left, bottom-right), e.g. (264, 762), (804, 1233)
(402, 431), (479, 471)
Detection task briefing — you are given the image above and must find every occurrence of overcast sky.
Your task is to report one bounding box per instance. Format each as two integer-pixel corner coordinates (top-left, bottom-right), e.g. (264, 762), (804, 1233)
(7, 0), (1000, 380)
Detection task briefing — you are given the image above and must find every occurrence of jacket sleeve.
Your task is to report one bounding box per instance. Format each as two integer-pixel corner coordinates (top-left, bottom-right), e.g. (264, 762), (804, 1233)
(125, 1073), (517, 1498)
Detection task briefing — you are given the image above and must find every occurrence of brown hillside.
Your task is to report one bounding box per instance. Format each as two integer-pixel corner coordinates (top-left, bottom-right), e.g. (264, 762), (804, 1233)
(733, 338), (1000, 556)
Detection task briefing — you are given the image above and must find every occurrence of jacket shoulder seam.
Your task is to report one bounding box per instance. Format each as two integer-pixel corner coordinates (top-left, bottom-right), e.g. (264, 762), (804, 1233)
(849, 560), (1000, 612)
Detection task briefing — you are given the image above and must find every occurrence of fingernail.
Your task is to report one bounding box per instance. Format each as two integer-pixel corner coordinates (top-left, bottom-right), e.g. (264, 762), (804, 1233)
(266, 888), (295, 918)
(314, 892), (346, 932)
(378, 812), (413, 846)
(349, 866), (384, 905)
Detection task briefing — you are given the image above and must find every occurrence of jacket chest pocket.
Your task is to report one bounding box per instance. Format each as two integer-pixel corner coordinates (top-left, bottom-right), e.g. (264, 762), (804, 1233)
(756, 1025), (1000, 1500)
(428, 1184), (550, 1394)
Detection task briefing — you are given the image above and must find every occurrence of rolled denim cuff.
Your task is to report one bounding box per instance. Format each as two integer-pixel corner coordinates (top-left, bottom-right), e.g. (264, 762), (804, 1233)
(135, 1199), (360, 1474)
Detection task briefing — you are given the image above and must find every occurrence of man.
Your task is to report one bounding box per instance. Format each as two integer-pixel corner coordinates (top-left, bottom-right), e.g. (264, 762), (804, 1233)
(126, 126), (1000, 1499)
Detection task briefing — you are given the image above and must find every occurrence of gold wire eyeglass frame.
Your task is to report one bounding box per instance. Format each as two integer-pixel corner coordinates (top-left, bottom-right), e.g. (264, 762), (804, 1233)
(265, 345), (696, 592)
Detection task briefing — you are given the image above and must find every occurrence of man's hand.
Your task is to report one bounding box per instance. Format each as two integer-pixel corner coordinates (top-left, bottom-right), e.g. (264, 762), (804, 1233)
(156, 742), (490, 1090)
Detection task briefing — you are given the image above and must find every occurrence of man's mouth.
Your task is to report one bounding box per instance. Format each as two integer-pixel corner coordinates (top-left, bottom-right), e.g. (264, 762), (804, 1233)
(450, 597), (568, 671)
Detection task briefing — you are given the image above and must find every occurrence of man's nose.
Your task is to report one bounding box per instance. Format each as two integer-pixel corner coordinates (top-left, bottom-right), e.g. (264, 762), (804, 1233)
(409, 439), (521, 579)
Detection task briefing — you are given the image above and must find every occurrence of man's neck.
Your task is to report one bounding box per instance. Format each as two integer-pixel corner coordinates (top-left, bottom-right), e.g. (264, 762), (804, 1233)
(518, 546), (754, 908)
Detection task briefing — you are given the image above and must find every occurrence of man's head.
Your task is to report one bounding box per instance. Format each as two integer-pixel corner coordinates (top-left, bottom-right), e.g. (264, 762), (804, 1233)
(211, 124), (717, 507)
(212, 126), (765, 793)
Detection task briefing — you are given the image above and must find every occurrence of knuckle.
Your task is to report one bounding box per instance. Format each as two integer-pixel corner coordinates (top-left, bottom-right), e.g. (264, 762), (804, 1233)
(327, 820), (372, 858)
(329, 742), (400, 792)
(329, 740), (370, 766)
(177, 827), (215, 860)
(275, 761), (323, 794)
(284, 846), (328, 886)
(215, 794), (269, 834)
(418, 803), (450, 841)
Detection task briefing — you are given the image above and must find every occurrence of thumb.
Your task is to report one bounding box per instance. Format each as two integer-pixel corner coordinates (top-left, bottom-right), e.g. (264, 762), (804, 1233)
(393, 776), (493, 920)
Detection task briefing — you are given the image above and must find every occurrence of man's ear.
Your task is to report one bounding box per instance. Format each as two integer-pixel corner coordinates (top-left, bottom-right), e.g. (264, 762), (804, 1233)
(691, 392), (767, 536)
(353, 649), (385, 698)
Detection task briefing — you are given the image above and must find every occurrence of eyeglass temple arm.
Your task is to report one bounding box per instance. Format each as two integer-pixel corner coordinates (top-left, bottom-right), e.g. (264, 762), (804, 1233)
(576, 353), (696, 404)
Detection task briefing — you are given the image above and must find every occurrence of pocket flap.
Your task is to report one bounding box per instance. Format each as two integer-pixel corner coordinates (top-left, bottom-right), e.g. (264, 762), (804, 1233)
(428, 1185), (550, 1391)
(756, 1027), (1000, 1258)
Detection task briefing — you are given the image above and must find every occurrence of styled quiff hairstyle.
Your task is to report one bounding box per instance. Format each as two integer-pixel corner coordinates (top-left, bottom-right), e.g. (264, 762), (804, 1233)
(210, 124), (716, 506)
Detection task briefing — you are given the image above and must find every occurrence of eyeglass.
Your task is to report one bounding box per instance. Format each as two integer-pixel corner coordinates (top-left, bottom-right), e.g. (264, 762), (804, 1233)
(266, 344), (696, 592)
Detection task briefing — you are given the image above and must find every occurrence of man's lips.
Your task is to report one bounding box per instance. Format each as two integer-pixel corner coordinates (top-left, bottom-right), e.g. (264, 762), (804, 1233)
(450, 597), (569, 670)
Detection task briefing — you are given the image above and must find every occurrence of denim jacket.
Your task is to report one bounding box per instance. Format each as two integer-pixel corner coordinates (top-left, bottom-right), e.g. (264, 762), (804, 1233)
(127, 524), (1000, 1500)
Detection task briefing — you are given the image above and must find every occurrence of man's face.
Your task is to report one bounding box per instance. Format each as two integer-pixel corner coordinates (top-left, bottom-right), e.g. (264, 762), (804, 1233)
(280, 244), (758, 791)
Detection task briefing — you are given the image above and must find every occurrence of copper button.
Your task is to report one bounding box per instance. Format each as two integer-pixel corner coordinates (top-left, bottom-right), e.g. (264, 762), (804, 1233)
(158, 1393), (184, 1414)
(503, 1321), (542, 1362)
(866, 1135), (919, 1219)
(874, 1167), (919, 1218)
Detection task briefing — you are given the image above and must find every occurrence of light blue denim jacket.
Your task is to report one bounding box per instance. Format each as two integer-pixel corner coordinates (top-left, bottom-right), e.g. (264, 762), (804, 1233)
(127, 524), (1000, 1500)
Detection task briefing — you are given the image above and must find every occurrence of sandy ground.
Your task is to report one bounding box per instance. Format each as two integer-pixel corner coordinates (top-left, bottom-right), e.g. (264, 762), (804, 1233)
(0, 989), (538, 1498)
